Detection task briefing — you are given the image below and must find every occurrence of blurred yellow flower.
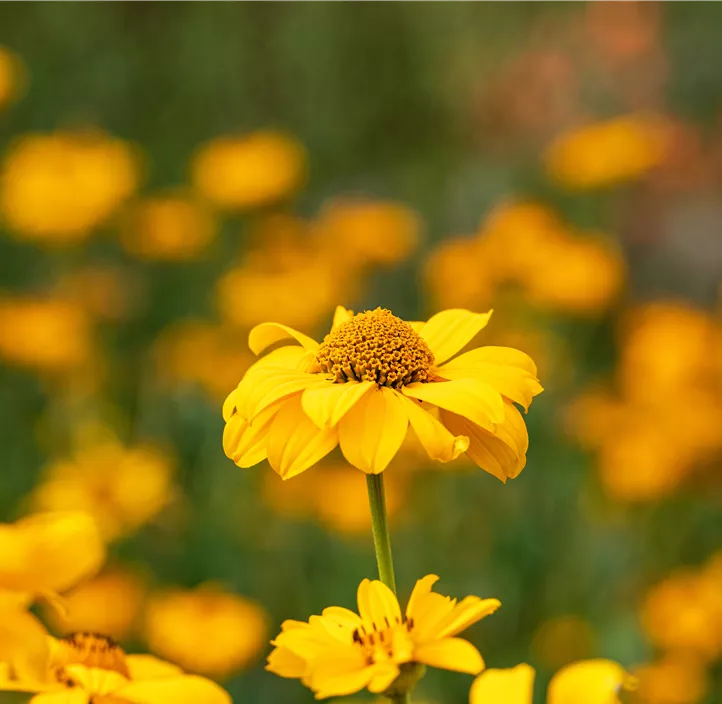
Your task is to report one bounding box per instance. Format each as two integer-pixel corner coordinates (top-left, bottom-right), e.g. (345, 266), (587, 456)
(0, 296), (93, 373)
(120, 191), (217, 261)
(641, 568), (722, 661)
(31, 438), (175, 542)
(545, 114), (671, 189)
(262, 461), (407, 535)
(315, 198), (421, 267)
(632, 652), (708, 704)
(530, 615), (596, 671)
(267, 574), (500, 699)
(191, 130), (307, 211)
(0, 46), (27, 110)
(45, 568), (146, 642)
(144, 584), (268, 679)
(469, 660), (636, 704)
(55, 265), (136, 322)
(0, 130), (140, 245)
(0, 511), (104, 681)
(154, 319), (254, 402)
(0, 633), (231, 704)
(223, 306), (542, 481)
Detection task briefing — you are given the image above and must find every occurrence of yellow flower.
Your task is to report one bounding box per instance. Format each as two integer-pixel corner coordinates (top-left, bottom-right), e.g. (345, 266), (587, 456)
(0, 46), (27, 110)
(0, 512), (104, 680)
(0, 633), (230, 704)
(544, 114), (670, 189)
(0, 131), (140, 245)
(470, 660), (636, 704)
(144, 584), (268, 679)
(0, 296), (93, 373)
(223, 307), (542, 481)
(120, 191), (217, 261)
(267, 575), (500, 699)
(45, 568), (146, 642)
(191, 130), (307, 211)
(30, 438), (175, 542)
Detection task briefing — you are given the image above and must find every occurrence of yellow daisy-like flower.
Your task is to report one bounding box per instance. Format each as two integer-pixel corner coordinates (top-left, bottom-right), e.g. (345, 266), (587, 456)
(469, 660), (637, 704)
(0, 632), (230, 704)
(267, 575), (500, 700)
(223, 307), (542, 480)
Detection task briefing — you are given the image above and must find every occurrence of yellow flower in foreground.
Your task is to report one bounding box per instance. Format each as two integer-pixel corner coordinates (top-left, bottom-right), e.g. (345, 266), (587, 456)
(223, 307), (542, 481)
(31, 439), (175, 542)
(0, 130), (140, 245)
(470, 660), (636, 704)
(0, 633), (230, 704)
(544, 114), (670, 189)
(191, 130), (307, 211)
(144, 584), (268, 679)
(267, 575), (500, 699)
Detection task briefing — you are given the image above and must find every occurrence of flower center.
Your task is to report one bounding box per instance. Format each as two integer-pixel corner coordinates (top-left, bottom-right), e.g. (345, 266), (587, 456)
(55, 632), (130, 681)
(351, 617), (415, 663)
(316, 309), (434, 389)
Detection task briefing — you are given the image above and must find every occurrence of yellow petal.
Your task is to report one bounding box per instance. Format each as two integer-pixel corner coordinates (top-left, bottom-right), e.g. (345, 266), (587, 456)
(31, 692), (89, 704)
(407, 592), (457, 642)
(403, 379), (504, 430)
(267, 396), (339, 479)
(547, 659), (632, 704)
(310, 661), (376, 700)
(469, 664), (535, 704)
(339, 387), (408, 474)
(118, 674), (231, 704)
(405, 575), (440, 620)
(331, 306), (354, 330)
(223, 404), (279, 467)
(435, 596), (502, 638)
(419, 309), (493, 365)
(248, 322), (319, 356)
(266, 645), (307, 679)
(62, 665), (128, 695)
(367, 662), (402, 693)
(221, 389), (238, 423)
(0, 607), (50, 683)
(441, 410), (524, 482)
(321, 606), (363, 629)
(436, 347), (543, 411)
(356, 579), (402, 628)
(402, 396), (469, 462)
(126, 655), (183, 680)
(413, 637), (484, 674)
(302, 381), (376, 429)
(0, 512), (104, 595)
(251, 372), (327, 420)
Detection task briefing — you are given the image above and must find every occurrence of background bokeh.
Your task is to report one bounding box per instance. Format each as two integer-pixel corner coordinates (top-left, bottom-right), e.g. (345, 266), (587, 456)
(1, 3), (722, 703)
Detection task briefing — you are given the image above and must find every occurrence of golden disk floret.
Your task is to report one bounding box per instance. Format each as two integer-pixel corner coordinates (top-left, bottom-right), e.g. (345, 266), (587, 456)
(316, 308), (434, 389)
(56, 632), (130, 680)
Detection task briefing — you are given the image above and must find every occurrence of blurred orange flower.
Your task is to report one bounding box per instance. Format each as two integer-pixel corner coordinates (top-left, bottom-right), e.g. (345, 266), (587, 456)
(45, 567), (146, 642)
(0, 45), (27, 110)
(0, 296), (93, 373)
(120, 191), (217, 261)
(191, 130), (307, 211)
(0, 130), (140, 245)
(530, 615), (596, 671)
(30, 437), (176, 542)
(144, 584), (268, 679)
(544, 114), (671, 189)
(632, 652), (708, 704)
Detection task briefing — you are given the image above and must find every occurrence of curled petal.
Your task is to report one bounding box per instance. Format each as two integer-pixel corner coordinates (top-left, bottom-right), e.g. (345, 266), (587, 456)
(248, 322), (319, 356)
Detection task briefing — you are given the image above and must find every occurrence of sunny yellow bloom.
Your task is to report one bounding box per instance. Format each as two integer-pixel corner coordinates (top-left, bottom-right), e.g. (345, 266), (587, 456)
(0, 512), (104, 680)
(0, 296), (93, 374)
(45, 568), (146, 642)
(191, 130), (307, 211)
(120, 191), (217, 261)
(544, 114), (671, 189)
(30, 438), (175, 542)
(0, 633), (230, 704)
(267, 575), (500, 699)
(0, 46), (27, 110)
(144, 583), (268, 679)
(223, 307), (542, 481)
(0, 131), (140, 245)
(469, 660), (636, 704)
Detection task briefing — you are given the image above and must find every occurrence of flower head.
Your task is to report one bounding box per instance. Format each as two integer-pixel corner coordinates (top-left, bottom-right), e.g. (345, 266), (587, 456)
(469, 660), (636, 704)
(223, 307), (542, 481)
(267, 575), (500, 699)
(0, 632), (231, 704)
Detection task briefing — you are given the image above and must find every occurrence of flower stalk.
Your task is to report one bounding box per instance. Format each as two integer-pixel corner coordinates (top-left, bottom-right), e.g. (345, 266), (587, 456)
(366, 473), (397, 594)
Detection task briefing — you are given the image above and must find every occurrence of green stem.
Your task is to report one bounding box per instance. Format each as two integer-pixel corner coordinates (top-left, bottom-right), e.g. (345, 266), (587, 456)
(391, 695), (410, 704)
(366, 473), (397, 593)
